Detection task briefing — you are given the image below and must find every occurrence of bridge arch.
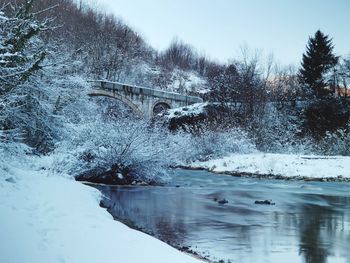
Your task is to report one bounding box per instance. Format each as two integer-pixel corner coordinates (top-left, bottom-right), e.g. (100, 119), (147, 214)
(153, 101), (171, 116)
(88, 89), (144, 117)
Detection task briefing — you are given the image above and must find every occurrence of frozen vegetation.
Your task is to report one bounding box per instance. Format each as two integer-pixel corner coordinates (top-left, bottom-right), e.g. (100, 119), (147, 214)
(1, 0), (350, 262)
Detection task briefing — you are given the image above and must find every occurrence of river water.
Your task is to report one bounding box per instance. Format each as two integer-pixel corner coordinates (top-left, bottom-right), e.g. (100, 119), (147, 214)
(94, 169), (350, 263)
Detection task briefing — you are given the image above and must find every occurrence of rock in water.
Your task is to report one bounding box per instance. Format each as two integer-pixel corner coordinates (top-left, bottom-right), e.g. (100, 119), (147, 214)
(218, 198), (228, 204)
(254, 200), (275, 205)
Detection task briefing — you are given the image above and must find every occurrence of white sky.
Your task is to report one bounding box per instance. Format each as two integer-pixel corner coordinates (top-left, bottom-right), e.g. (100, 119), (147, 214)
(83, 0), (350, 66)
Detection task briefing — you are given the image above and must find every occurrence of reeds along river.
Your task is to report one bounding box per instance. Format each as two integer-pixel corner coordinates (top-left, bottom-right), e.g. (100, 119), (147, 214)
(94, 169), (350, 263)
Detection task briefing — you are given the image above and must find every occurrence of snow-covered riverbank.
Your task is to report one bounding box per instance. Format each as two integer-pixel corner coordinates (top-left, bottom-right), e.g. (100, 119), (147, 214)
(0, 155), (202, 263)
(2, 150), (350, 263)
(189, 153), (350, 181)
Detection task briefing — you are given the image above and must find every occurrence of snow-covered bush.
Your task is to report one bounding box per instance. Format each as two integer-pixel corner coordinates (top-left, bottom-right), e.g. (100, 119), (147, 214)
(51, 88), (192, 182)
(250, 103), (313, 154)
(317, 124), (350, 156)
(53, 108), (256, 181)
(54, 119), (190, 182)
(181, 129), (256, 162)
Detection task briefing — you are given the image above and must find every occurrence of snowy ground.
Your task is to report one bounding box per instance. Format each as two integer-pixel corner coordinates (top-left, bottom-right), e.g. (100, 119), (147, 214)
(190, 153), (350, 180)
(164, 102), (207, 119)
(0, 155), (202, 263)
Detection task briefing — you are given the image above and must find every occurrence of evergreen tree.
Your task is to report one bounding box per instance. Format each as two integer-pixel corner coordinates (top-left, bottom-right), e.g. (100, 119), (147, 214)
(299, 30), (338, 98)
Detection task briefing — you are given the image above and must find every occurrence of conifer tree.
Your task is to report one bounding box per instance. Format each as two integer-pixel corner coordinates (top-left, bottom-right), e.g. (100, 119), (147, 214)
(299, 30), (338, 98)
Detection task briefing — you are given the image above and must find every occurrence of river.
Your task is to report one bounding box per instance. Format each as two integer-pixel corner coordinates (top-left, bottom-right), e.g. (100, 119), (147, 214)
(93, 169), (350, 263)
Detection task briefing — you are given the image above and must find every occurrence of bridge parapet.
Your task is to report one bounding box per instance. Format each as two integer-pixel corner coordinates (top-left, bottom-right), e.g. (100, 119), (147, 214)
(90, 80), (203, 104)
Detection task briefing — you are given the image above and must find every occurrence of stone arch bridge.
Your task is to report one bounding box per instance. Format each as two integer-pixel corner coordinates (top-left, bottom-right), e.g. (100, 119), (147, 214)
(88, 80), (203, 119)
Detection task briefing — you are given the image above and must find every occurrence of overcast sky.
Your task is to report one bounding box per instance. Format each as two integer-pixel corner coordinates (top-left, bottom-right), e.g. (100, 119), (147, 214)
(85, 0), (350, 66)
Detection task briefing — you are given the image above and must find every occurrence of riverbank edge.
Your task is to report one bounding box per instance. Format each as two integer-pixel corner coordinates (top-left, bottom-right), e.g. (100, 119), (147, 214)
(174, 166), (350, 183)
(0, 155), (205, 263)
(97, 197), (213, 263)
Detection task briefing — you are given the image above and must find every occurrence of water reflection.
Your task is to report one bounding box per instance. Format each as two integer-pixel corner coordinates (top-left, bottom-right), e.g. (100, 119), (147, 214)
(101, 187), (190, 247)
(297, 195), (350, 263)
(95, 170), (350, 263)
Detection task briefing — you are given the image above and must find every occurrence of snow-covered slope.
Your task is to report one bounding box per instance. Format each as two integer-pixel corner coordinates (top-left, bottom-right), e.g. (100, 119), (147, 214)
(164, 102), (208, 119)
(0, 156), (202, 263)
(190, 153), (350, 181)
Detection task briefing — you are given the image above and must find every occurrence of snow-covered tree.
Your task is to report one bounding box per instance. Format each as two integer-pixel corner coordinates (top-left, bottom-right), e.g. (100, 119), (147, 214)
(0, 0), (55, 152)
(0, 0), (49, 92)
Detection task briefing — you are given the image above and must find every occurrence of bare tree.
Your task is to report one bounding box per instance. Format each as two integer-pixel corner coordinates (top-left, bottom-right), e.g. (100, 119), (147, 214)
(235, 46), (266, 118)
(338, 56), (350, 98)
(161, 38), (196, 70)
